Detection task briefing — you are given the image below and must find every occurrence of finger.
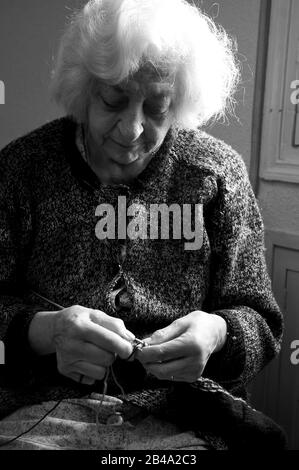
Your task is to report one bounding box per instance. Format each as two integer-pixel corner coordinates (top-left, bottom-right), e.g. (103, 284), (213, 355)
(90, 310), (135, 342)
(146, 356), (204, 383)
(81, 376), (96, 385)
(90, 393), (123, 406)
(73, 361), (107, 381)
(67, 372), (96, 386)
(137, 333), (193, 364)
(145, 320), (186, 346)
(79, 322), (133, 359)
(60, 339), (116, 367)
(81, 342), (116, 366)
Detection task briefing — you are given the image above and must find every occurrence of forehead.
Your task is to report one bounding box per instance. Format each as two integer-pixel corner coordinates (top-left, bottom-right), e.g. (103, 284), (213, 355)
(103, 67), (176, 98)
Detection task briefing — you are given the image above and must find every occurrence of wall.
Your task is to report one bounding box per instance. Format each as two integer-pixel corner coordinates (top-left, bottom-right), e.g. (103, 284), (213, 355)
(258, 182), (299, 235)
(0, 0), (261, 173)
(0, 0), (84, 150)
(199, 0), (261, 170)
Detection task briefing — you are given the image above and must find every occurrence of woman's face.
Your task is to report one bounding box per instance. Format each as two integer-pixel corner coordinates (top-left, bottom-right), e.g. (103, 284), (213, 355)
(85, 68), (176, 184)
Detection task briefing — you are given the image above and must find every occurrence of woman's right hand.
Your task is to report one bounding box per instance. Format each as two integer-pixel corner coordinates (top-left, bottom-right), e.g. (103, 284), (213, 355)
(28, 305), (135, 385)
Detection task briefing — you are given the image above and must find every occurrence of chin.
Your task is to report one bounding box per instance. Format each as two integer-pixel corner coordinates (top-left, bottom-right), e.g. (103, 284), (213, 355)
(106, 151), (153, 184)
(107, 167), (136, 185)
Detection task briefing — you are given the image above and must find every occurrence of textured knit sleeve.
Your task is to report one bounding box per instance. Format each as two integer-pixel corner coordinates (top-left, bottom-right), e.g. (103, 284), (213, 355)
(202, 147), (283, 391)
(0, 150), (51, 386)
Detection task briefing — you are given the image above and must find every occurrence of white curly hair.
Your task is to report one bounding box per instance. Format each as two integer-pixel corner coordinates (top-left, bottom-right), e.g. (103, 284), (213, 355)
(51, 0), (240, 129)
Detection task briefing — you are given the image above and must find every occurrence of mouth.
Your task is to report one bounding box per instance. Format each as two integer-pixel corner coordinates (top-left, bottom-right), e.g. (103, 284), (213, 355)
(109, 137), (138, 150)
(107, 138), (140, 165)
(111, 156), (139, 167)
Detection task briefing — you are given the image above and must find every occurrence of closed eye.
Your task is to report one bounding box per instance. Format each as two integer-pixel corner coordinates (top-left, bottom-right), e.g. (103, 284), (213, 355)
(145, 105), (169, 117)
(101, 96), (127, 110)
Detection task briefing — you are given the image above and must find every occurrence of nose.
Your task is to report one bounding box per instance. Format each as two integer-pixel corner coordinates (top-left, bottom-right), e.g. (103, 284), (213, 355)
(117, 104), (144, 143)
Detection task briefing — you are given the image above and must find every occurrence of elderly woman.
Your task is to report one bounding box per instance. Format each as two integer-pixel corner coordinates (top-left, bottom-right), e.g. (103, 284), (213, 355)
(0, 0), (285, 450)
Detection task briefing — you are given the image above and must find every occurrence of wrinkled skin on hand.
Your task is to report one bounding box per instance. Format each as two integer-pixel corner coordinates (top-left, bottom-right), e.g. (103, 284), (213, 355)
(53, 305), (135, 385)
(136, 310), (227, 383)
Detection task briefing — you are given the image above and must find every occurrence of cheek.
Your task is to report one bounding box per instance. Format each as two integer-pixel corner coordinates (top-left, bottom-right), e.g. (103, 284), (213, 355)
(88, 105), (115, 141)
(144, 121), (171, 149)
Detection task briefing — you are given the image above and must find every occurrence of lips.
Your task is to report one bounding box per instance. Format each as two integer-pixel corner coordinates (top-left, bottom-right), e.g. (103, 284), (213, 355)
(110, 138), (134, 149)
(108, 138), (140, 165)
(111, 155), (139, 166)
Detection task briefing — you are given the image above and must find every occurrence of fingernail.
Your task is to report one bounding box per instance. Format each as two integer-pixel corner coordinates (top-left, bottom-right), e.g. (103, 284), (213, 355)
(142, 336), (151, 345)
(125, 330), (135, 341)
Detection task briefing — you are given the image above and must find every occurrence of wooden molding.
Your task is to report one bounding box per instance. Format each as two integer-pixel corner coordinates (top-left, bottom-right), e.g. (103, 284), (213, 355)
(259, 0), (299, 183)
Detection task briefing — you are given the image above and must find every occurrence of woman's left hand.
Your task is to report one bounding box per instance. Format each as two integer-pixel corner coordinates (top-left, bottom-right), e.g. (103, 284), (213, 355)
(135, 311), (227, 383)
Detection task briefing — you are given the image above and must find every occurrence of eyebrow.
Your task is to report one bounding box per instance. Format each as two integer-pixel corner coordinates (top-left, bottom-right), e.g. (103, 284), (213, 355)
(98, 84), (124, 95)
(111, 83), (173, 97)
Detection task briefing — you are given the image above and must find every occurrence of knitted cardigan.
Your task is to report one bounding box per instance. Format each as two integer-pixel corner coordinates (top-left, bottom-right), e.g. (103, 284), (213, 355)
(0, 117), (285, 449)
